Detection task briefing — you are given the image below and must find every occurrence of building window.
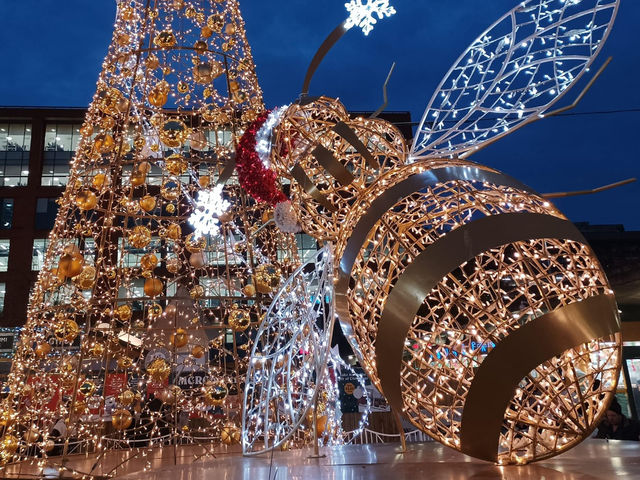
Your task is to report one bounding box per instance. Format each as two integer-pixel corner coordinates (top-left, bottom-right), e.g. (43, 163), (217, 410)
(118, 237), (161, 268)
(0, 240), (9, 272)
(35, 198), (59, 231)
(0, 283), (5, 313)
(42, 123), (82, 186)
(296, 234), (319, 264)
(0, 199), (13, 229)
(0, 122), (31, 187)
(32, 239), (50, 271)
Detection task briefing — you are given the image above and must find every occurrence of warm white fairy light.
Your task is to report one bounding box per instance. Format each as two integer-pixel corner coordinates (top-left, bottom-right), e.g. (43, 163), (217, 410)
(344, 0), (396, 35)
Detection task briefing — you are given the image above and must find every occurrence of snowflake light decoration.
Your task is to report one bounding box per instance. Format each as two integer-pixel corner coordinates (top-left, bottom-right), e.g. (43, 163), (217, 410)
(344, 0), (396, 36)
(188, 185), (231, 239)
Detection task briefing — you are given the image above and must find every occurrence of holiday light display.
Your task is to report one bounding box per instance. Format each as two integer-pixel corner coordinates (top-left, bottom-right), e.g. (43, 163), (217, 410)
(0, 0), (301, 476)
(240, 0), (622, 466)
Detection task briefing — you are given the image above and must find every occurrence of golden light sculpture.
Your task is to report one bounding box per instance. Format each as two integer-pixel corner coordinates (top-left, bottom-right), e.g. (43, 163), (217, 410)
(268, 94), (621, 464)
(0, 0), (299, 475)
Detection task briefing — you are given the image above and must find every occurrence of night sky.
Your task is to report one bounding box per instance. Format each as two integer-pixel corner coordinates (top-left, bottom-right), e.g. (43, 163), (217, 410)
(0, 0), (637, 228)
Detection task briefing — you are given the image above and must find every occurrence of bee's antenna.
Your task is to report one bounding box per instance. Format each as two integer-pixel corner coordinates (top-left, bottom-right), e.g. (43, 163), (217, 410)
(301, 22), (349, 97)
(370, 62), (396, 119)
(542, 177), (636, 199)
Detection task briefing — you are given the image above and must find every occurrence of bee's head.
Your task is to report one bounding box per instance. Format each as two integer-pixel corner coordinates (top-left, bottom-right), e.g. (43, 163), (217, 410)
(269, 96), (407, 242)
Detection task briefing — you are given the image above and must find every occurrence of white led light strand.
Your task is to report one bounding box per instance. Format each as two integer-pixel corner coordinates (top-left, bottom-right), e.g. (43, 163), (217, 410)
(255, 105), (290, 168)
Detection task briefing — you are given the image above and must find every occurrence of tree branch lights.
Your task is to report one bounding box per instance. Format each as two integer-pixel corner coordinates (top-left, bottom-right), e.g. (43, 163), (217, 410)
(0, 0), (299, 475)
(267, 97), (620, 463)
(344, 0), (397, 36)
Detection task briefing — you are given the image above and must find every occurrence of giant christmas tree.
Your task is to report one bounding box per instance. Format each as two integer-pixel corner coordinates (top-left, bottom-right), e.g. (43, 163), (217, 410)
(0, 0), (297, 474)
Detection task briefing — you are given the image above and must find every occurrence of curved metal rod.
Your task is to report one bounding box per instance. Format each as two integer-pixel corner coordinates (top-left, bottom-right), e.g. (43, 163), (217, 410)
(370, 62), (396, 119)
(543, 177), (636, 199)
(301, 22), (348, 96)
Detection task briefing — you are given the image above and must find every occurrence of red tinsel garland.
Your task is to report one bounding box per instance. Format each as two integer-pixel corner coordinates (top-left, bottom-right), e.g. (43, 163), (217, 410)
(236, 110), (288, 205)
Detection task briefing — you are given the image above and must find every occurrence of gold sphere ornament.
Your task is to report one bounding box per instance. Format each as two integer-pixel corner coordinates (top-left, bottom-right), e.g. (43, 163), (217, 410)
(92, 173), (106, 189)
(75, 265), (96, 289)
(198, 175), (211, 188)
(242, 284), (256, 297)
(96, 87), (125, 116)
(166, 257), (181, 273)
(58, 252), (84, 278)
(35, 342), (51, 358)
(203, 381), (228, 406)
(75, 190), (98, 211)
(185, 233), (206, 253)
(228, 307), (251, 332)
(145, 54), (160, 70)
(117, 356), (133, 370)
(166, 203), (176, 214)
(139, 195), (157, 212)
(159, 119), (189, 148)
(54, 319), (79, 343)
(154, 30), (176, 48)
(94, 133), (115, 154)
(171, 328), (189, 348)
(43, 439), (55, 453)
(88, 342), (105, 358)
(130, 169), (147, 186)
(164, 223), (182, 240)
(193, 40), (207, 54)
(112, 409), (133, 430)
(148, 80), (170, 107)
(116, 304), (132, 322)
(140, 253), (158, 271)
(1, 435), (19, 455)
(193, 62), (222, 84)
(254, 263), (281, 294)
(129, 226), (152, 248)
(165, 154), (188, 175)
(190, 285), (205, 299)
(79, 380), (96, 396)
(147, 358), (170, 383)
(147, 303), (163, 319)
(161, 178), (181, 201)
(79, 123), (94, 137)
(191, 344), (206, 358)
(189, 252), (206, 268)
(118, 390), (135, 406)
(189, 130), (208, 151)
(220, 423), (240, 445)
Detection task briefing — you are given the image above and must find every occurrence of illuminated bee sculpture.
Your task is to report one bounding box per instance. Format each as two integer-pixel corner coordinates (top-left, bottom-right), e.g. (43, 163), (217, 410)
(242, 0), (623, 465)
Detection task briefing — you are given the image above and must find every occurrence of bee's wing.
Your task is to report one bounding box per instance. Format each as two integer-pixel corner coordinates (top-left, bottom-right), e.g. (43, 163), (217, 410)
(410, 0), (619, 160)
(242, 246), (336, 455)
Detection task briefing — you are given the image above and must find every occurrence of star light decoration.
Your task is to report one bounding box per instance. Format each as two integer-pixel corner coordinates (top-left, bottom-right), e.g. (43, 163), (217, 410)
(188, 185), (231, 239)
(344, 0), (396, 35)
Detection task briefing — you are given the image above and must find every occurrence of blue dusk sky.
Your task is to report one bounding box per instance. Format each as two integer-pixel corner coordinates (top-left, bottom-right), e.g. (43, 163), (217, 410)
(0, 0), (637, 229)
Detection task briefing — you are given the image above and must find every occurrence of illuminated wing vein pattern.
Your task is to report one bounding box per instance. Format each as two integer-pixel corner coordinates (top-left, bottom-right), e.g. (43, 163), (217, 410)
(411, 0), (619, 159)
(242, 246), (335, 455)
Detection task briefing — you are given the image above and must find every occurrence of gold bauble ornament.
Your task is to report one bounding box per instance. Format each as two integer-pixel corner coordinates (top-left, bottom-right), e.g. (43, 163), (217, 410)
(189, 252), (206, 268)
(203, 381), (228, 406)
(207, 14), (224, 31)
(144, 278), (163, 297)
(198, 175), (211, 188)
(117, 356), (133, 370)
(112, 409), (133, 430)
(177, 80), (189, 93)
(186, 233), (206, 253)
(147, 358), (170, 383)
(96, 87), (125, 116)
(140, 253), (158, 271)
(148, 80), (170, 107)
(165, 154), (188, 175)
(116, 304), (132, 321)
(159, 119), (189, 148)
(92, 173), (106, 190)
(254, 263), (281, 294)
(89, 342), (105, 358)
(193, 40), (207, 54)
(242, 284), (256, 297)
(154, 30), (176, 48)
(191, 345), (206, 359)
(129, 226), (151, 248)
(190, 285), (205, 299)
(220, 423), (240, 445)
(148, 303), (163, 319)
(118, 390), (135, 406)
(94, 133), (115, 154)
(75, 190), (98, 210)
(189, 130), (207, 151)
(192, 62), (222, 84)
(130, 170), (147, 186)
(57, 252), (84, 280)
(35, 342), (51, 358)
(139, 195), (157, 212)
(201, 26), (213, 38)
(76, 265), (96, 289)
(164, 223), (182, 240)
(54, 319), (79, 343)
(166, 203), (176, 214)
(137, 160), (151, 173)
(43, 439), (55, 453)
(79, 380), (96, 396)
(1, 435), (19, 454)
(79, 123), (93, 137)
(166, 257), (181, 273)
(161, 178), (181, 201)
(171, 328), (189, 348)
(145, 54), (159, 70)
(224, 23), (237, 35)
(228, 307), (251, 332)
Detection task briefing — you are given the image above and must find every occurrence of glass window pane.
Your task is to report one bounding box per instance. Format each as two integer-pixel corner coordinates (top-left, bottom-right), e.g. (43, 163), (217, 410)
(0, 240), (9, 272)
(32, 239), (49, 271)
(0, 199), (13, 229)
(35, 198), (59, 230)
(0, 283), (5, 313)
